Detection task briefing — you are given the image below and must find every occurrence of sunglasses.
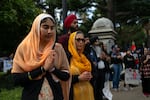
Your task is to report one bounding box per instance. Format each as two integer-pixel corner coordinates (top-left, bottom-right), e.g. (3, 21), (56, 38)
(75, 38), (85, 42)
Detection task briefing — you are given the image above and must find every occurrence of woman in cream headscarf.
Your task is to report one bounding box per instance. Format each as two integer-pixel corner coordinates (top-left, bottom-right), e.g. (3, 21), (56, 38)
(68, 31), (94, 100)
(11, 13), (70, 100)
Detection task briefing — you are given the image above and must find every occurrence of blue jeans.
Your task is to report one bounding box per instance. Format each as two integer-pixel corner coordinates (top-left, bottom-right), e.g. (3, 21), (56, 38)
(112, 63), (122, 89)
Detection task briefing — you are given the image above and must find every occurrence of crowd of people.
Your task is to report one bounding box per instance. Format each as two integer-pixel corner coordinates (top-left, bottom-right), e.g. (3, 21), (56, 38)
(11, 12), (150, 100)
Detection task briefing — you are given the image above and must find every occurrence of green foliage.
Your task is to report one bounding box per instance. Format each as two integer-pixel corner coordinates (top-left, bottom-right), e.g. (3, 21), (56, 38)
(0, 0), (149, 55)
(115, 0), (150, 24)
(116, 24), (145, 49)
(44, 0), (62, 16)
(0, 0), (41, 56)
(67, 0), (91, 12)
(92, 0), (149, 49)
(46, 0), (62, 9)
(79, 18), (94, 36)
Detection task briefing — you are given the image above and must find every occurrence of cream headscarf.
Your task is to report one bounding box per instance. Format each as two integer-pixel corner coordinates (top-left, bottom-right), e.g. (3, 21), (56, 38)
(12, 13), (71, 100)
(11, 13), (56, 73)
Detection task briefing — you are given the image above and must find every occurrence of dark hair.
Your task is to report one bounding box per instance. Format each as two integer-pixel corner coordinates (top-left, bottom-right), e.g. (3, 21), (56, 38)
(76, 31), (84, 35)
(40, 17), (55, 25)
(90, 36), (98, 44)
(84, 33), (90, 38)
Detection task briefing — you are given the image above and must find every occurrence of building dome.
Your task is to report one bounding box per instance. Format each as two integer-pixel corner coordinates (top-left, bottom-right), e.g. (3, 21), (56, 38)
(89, 17), (116, 33)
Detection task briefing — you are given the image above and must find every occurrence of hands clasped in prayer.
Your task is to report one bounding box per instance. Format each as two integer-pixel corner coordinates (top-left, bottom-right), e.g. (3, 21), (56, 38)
(44, 50), (56, 71)
(79, 71), (92, 81)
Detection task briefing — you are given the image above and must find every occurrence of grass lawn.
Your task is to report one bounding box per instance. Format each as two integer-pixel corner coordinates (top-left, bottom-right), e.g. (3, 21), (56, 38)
(0, 87), (22, 100)
(0, 72), (22, 100)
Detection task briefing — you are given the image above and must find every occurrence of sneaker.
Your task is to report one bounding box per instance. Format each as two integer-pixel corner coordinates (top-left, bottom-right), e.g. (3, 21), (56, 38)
(123, 87), (129, 91)
(103, 96), (108, 100)
(112, 88), (118, 92)
(129, 87), (133, 90)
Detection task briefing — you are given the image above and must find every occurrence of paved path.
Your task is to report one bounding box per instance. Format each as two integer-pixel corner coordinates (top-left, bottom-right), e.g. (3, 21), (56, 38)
(110, 82), (150, 100)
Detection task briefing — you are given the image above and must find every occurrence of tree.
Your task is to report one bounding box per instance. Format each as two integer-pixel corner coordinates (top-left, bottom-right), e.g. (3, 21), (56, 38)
(115, 0), (150, 24)
(116, 24), (146, 50)
(93, 0), (150, 48)
(114, 0), (150, 49)
(0, 0), (149, 56)
(0, 0), (41, 56)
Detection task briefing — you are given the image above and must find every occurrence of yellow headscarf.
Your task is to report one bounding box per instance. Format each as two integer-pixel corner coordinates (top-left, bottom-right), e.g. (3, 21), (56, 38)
(11, 13), (56, 72)
(68, 31), (91, 74)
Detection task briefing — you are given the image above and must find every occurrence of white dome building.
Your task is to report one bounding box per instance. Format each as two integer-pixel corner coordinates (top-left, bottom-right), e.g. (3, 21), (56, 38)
(89, 17), (117, 53)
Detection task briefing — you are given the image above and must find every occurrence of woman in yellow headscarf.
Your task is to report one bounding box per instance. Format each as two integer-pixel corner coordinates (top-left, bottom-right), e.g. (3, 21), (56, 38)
(68, 31), (94, 100)
(11, 13), (70, 100)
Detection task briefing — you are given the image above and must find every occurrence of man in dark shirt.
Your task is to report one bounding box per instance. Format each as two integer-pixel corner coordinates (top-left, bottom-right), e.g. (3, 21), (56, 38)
(123, 49), (136, 90)
(124, 50), (136, 69)
(58, 14), (78, 52)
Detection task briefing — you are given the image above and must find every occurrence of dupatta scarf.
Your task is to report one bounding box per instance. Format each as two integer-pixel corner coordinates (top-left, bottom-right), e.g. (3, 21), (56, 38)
(11, 13), (56, 73)
(11, 13), (70, 100)
(68, 32), (91, 74)
(68, 32), (94, 100)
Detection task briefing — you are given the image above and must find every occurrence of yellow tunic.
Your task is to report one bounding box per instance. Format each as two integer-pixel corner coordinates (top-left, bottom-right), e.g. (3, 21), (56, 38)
(68, 32), (94, 100)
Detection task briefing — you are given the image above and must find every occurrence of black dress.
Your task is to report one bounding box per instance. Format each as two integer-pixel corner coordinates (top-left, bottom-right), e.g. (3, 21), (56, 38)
(140, 55), (150, 95)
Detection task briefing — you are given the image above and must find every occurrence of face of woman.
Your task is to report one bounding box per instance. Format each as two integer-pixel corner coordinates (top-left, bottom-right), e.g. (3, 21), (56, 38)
(40, 18), (56, 43)
(144, 48), (148, 55)
(75, 33), (85, 52)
